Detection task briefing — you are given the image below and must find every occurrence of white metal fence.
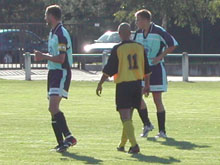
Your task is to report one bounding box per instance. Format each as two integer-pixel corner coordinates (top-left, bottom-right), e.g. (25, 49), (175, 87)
(23, 52), (220, 81)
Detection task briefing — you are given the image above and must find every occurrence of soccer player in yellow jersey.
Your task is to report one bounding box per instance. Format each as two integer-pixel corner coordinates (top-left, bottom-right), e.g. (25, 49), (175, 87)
(96, 23), (151, 154)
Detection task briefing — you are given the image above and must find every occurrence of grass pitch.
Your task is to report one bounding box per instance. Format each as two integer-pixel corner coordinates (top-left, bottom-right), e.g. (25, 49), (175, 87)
(0, 79), (220, 165)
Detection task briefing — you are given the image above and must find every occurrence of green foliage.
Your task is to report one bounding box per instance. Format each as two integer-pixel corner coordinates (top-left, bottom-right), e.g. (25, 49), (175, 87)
(1, 0), (220, 34)
(114, 0), (220, 34)
(0, 0), (45, 23)
(209, 0), (220, 18)
(1, 0), (220, 52)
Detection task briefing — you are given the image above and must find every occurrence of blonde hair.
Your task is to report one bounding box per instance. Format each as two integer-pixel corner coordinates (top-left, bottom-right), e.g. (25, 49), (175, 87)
(135, 9), (152, 20)
(46, 4), (62, 20)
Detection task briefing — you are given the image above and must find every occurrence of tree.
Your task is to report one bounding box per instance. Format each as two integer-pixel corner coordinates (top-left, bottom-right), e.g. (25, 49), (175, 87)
(43, 0), (122, 52)
(0, 0), (45, 23)
(114, 0), (220, 34)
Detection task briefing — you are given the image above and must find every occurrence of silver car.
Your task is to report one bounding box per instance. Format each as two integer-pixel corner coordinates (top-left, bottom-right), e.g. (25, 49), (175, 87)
(84, 31), (135, 53)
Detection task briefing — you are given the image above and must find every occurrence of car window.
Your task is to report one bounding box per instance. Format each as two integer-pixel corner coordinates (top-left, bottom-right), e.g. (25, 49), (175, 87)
(24, 32), (42, 45)
(107, 33), (121, 43)
(4, 32), (19, 44)
(96, 32), (121, 43)
(97, 32), (135, 43)
(96, 33), (111, 43)
(96, 32), (120, 43)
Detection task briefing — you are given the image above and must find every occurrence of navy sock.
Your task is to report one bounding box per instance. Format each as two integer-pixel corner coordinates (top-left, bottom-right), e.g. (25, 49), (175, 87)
(54, 112), (71, 137)
(51, 118), (63, 146)
(157, 111), (166, 133)
(137, 108), (151, 126)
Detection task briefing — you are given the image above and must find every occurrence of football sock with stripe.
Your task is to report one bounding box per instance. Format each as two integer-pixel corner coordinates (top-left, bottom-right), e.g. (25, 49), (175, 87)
(54, 111), (72, 138)
(157, 111), (166, 133)
(123, 120), (137, 147)
(119, 126), (128, 147)
(51, 117), (63, 146)
(137, 108), (151, 126)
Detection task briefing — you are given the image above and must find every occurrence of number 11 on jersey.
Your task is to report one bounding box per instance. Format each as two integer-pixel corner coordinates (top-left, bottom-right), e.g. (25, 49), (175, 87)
(127, 54), (138, 70)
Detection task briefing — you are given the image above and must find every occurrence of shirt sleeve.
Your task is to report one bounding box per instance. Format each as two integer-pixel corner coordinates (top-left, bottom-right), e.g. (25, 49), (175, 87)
(159, 28), (178, 47)
(102, 47), (118, 77)
(144, 49), (151, 75)
(57, 35), (68, 54)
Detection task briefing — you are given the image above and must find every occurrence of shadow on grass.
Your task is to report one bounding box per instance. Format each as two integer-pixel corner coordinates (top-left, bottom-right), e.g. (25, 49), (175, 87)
(147, 137), (210, 150)
(116, 154), (180, 164)
(185, 81), (196, 83)
(132, 154), (181, 164)
(60, 151), (103, 164)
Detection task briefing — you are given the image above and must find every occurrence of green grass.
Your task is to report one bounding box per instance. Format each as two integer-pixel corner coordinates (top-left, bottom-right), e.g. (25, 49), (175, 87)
(0, 79), (220, 165)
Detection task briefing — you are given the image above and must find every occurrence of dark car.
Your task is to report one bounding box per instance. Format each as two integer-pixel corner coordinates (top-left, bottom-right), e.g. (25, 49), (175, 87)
(0, 29), (47, 63)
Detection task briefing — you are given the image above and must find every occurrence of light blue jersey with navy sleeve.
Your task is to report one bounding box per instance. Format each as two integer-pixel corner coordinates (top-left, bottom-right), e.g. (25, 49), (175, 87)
(48, 23), (73, 70)
(134, 23), (178, 66)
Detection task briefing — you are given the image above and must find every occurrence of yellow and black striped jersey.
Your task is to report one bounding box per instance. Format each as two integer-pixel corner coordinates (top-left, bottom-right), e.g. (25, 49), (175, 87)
(103, 40), (151, 84)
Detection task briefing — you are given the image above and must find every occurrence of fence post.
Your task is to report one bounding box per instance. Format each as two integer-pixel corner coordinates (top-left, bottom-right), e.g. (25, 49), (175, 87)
(102, 51), (109, 70)
(182, 52), (189, 82)
(24, 52), (31, 81)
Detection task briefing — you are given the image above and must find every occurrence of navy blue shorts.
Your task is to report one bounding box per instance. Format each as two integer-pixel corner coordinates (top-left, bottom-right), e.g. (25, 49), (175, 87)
(149, 63), (167, 92)
(47, 69), (71, 99)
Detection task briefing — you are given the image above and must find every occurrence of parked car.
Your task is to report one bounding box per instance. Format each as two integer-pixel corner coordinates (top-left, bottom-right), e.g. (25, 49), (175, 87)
(0, 29), (47, 63)
(74, 31), (135, 69)
(83, 31), (135, 53)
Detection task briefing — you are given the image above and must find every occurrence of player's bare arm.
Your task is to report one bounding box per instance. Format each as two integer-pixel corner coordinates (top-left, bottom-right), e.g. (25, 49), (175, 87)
(96, 74), (109, 96)
(34, 50), (66, 64)
(152, 46), (177, 64)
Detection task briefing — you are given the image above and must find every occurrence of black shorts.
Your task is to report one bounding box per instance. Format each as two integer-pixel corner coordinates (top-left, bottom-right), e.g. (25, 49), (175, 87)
(47, 69), (71, 99)
(116, 80), (142, 111)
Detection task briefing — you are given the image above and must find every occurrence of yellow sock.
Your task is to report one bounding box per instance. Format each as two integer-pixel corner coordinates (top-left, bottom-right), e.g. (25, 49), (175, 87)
(119, 126), (127, 147)
(123, 120), (137, 147)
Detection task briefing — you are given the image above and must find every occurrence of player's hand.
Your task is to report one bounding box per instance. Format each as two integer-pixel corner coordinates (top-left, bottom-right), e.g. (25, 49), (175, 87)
(96, 84), (102, 96)
(34, 50), (44, 61)
(143, 86), (150, 97)
(151, 56), (161, 65)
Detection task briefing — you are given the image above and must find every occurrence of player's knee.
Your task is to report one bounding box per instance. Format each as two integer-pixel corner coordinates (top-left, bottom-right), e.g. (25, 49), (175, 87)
(155, 101), (163, 109)
(120, 113), (131, 121)
(119, 108), (132, 121)
(121, 117), (130, 122)
(48, 106), (59, 114)
(153, 97), (162, 105)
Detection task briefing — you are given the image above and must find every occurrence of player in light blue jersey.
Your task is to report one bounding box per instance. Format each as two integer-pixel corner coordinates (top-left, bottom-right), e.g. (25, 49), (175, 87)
(34, 4), (76, 152)
(134, 9), (178, 138)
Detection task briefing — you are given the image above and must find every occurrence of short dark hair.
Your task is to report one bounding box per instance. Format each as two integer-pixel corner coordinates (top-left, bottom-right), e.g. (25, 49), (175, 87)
(135, 9), (152, 20)
(46, 4), (62, 20)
